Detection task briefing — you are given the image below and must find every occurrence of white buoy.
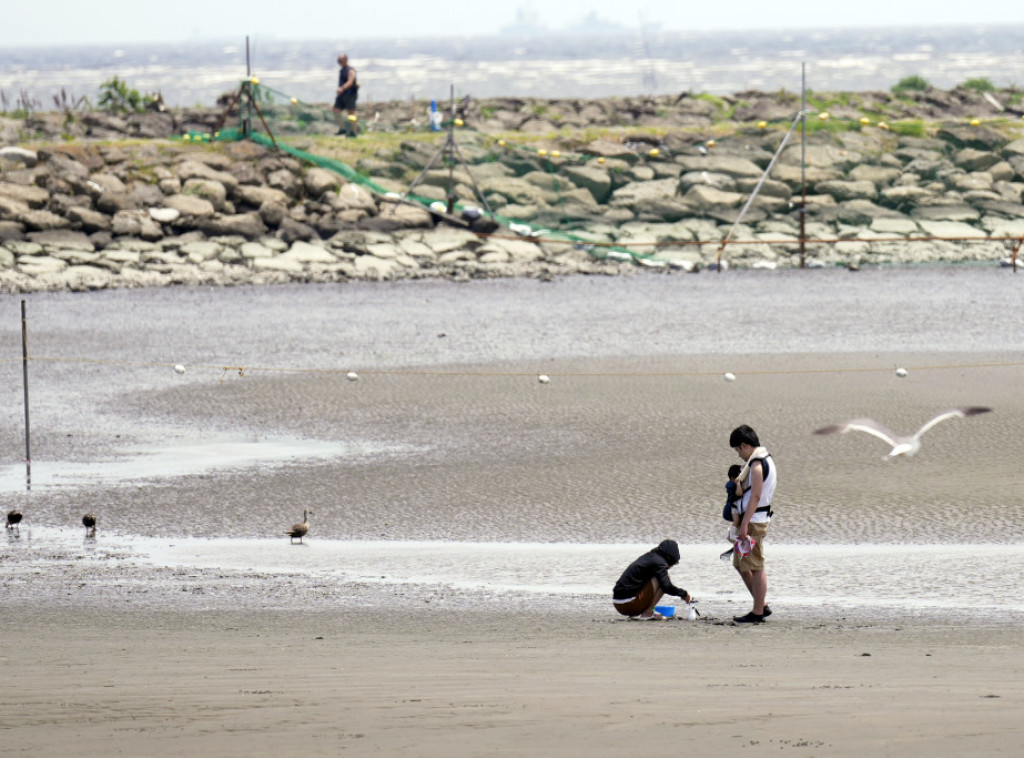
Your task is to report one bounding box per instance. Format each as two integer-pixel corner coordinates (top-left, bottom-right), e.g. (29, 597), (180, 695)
(895, 367), (908, 378)
(174, 364), (186, 374)
(538, 374), (550, 384)
(723, 372), (737, 382)
(346, 372), (359, 382)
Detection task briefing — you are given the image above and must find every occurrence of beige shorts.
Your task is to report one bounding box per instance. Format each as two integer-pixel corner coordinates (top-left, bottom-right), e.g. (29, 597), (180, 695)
(733, 521), (769, 572)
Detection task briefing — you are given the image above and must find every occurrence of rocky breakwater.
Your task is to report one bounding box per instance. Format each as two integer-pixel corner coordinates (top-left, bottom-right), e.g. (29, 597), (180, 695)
(0, 137), (621, 293)
(1, 110), (1024, 293)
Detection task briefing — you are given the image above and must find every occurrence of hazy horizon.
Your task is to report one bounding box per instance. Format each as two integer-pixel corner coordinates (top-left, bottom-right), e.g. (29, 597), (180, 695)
(1, 1), (1022, 47)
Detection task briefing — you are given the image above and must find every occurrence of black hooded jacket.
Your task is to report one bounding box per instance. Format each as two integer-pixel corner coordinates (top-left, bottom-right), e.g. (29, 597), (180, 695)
(612, 540), (688, 600)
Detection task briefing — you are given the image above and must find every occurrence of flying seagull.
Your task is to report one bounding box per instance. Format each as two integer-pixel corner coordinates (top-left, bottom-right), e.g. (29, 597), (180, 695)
(814, 406), (992, 459)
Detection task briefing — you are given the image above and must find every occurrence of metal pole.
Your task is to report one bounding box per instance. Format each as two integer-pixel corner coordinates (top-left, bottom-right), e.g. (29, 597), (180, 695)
(21, 300), (31, 491)
(446, 84), (456, 215)
(243, 36), (253, 137)
(800, 62), (807, 269)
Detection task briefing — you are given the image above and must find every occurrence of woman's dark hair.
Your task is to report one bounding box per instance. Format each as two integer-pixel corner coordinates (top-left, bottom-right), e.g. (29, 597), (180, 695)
(729, 425), (760, 448)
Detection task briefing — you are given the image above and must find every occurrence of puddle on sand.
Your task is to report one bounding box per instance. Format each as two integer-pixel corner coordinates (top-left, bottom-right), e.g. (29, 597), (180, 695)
(0, 435), (414, 493)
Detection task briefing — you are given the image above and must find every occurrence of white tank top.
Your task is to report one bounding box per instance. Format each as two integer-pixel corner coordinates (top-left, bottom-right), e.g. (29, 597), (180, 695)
(739, 454), (776, 524)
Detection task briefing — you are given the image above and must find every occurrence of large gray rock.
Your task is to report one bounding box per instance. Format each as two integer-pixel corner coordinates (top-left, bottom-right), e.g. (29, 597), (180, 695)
(130, 183), (165, 207)
(164, 194), (216, 217)
(235, 185), (290, 208)
(947, 172), (993, 192)
(916, 219), (985, 238)
(678, 171), (737, 193)
(987, 162), (1016, 183)
(849, 165), (901, 185)
(0, 146), (38, 167)
(0, 182), (50, 209)
(67, 206), (111, 232)
(19, 209), (72, 231)
(280, 241), (338, 263)
(561, 165), (612, 203)
(199, 212), (267, 238)
(815, 179), (877, 202)
(330, 184), (378, 214)
(267, 168), (301, 198)
(278, 217), (317, 243)
(304, 168), (342, 197)
(0, 194), (30, 219)
(0, 220), (25, 242)
(681, 184), (747, 208)
(772, 164), (842, 188)
(25, 229), (94, 251)
(88, 173), (127, 195)
(96, 193), (138, 214)
(675, 155), (764, 179)
(149, 207), (181, 224)
(780, 144), (860, 170)
(174, 160), (239, 193)
(479, 177), (545, 206)
(735, 177), (791, 200)
(112, 210), (164, 241)
(954, 148), (1001, 172)
(583, 141), (639, 163)
(610, 178), (678, 210)
(183, 178), (228, 211)
(880, 185), (933, 209)
(256, 199), (286, 227)
(911, 204), (981, 222)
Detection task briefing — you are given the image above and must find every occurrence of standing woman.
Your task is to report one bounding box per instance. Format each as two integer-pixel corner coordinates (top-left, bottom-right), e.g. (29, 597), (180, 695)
(729, 425), (777, 624)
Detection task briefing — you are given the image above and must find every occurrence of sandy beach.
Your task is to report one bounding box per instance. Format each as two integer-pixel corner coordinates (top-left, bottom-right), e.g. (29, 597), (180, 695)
(3, 608), (1022, 757)
(2, 269), (1024, 755)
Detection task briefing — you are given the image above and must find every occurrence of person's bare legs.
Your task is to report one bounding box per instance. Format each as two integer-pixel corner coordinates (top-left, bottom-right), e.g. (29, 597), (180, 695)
(737, 568), (767, 614)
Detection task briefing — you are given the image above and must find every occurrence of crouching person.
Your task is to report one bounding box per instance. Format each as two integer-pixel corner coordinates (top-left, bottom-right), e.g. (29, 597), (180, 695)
(612, 539), (692, 618)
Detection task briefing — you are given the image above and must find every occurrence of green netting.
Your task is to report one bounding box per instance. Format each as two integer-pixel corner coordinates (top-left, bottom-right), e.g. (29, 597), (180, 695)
(202, 116), (648, 263)
(184, 80), (840, 265)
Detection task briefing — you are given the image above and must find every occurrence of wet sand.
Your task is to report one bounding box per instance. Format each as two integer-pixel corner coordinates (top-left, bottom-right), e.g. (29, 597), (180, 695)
(3, 608), (1023, 757)
(2, 274), (1024, 754)
(4, 348), (1024, 756)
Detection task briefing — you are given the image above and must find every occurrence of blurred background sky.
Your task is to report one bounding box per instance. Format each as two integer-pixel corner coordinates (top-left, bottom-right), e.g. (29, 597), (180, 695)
(2, 0), (1022, 46)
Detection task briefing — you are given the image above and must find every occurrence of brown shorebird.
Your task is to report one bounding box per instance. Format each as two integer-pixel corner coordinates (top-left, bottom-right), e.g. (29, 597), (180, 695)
(6, 510), (22, 533)
(286, 509), (312, 544)
(815, 406), (992, 459)
(82, 513), (97, 538)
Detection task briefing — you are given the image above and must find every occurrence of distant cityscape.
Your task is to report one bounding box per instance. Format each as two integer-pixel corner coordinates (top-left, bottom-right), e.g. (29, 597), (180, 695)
(498, 8), (658, 36)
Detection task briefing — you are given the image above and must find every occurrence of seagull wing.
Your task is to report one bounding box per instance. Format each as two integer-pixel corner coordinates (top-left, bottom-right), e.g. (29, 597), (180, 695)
(815, 419), (900, 447)
(914, 406), (992, 439)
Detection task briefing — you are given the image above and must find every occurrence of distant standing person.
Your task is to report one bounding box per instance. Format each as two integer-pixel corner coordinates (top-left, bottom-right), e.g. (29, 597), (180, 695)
(333, 53), (359, 137)
(729, 425), (777, 624)
(612, 539), (692, 619)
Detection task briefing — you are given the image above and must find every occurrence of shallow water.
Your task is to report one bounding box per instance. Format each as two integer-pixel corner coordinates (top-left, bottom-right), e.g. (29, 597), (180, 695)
(1, 268), (1023, 619)
(4, 26), (1024, 105)
(7, 527), (1024, 623)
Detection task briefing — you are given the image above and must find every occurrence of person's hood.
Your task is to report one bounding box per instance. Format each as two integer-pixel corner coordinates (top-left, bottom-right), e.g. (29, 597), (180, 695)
(654, 539), (680, 565)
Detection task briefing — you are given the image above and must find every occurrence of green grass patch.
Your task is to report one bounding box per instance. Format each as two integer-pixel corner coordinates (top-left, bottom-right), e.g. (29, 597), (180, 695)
(887, 120), (928, 138)
(892, 75), (930, 94)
